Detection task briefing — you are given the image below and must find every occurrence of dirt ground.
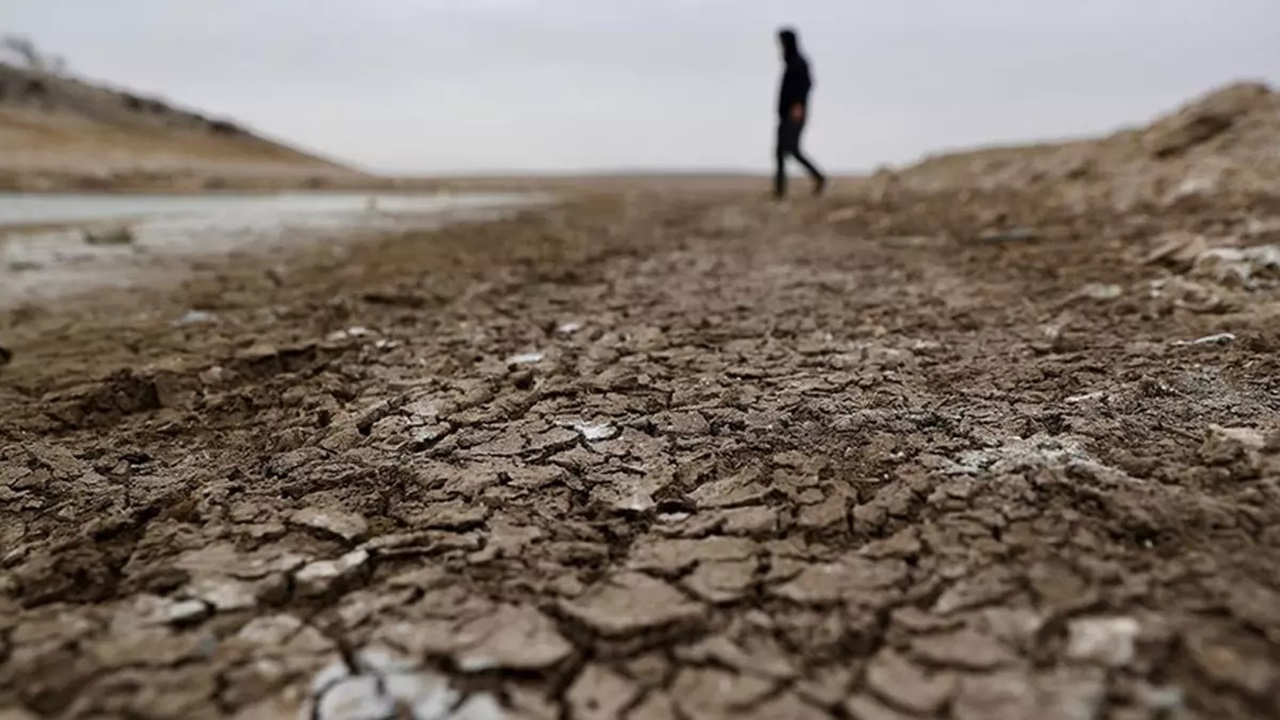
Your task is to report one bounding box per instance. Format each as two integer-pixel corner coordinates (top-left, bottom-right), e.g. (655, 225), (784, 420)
(1, 181), (1279, 720)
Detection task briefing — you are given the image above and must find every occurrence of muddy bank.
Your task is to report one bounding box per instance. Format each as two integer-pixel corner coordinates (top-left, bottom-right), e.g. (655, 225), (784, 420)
(1, 182), (1278, 719)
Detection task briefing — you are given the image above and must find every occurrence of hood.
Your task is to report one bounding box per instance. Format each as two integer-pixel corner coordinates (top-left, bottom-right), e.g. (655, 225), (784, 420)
(779, 29), (800, 59)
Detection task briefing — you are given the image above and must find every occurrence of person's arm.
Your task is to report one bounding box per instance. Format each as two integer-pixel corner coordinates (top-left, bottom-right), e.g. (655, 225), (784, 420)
(787, 62), (812, 121)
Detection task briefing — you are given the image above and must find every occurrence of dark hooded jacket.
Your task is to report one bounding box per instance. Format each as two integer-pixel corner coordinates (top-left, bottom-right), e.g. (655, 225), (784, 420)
(777, 31), (812, 119)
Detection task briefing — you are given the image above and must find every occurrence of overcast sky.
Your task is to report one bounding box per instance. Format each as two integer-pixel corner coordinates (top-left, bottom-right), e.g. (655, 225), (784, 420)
(4, 0), (1278, 174)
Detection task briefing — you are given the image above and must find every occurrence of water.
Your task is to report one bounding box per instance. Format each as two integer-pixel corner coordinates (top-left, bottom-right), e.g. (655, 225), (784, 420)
(0, 191), (539, 307)
(0, 191), (530, 228)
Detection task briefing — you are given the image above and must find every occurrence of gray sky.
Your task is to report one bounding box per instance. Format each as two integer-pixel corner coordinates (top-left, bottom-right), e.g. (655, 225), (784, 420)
(5, 0), (1278, 174)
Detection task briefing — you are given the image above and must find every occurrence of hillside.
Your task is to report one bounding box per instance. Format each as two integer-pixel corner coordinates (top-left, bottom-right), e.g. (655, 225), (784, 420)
(0, 62), (370, 191)
(891, 81), (1280, 211)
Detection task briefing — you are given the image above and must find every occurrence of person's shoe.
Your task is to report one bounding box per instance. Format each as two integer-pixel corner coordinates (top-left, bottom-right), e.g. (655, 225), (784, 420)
(813, 176), (827, 196)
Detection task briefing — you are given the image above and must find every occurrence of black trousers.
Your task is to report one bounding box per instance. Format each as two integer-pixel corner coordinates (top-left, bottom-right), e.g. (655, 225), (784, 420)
(774, 118), (824, 198)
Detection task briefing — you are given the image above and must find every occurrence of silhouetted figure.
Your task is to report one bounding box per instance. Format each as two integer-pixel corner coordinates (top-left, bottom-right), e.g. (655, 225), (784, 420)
(775, 28), (826, 199)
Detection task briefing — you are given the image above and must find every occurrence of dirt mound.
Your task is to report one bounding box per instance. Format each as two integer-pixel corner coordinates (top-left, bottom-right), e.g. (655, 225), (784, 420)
(894, 81), (1280, 213)
(1143, 82), (1273, 159)
(0, 63), (367, 192)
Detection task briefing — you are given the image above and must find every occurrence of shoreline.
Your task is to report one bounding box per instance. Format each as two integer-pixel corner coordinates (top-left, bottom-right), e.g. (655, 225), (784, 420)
(0, 170), (856, 197)
(0, 191), (542, 311)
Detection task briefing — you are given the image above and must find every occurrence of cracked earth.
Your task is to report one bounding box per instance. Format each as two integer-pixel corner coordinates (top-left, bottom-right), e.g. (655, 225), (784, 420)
(2, 187), (1279, 720)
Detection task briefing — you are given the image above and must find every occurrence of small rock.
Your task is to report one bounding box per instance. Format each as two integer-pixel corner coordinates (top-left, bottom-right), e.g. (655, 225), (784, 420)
(291, 507), (369, 542)
(1172, 330), (1233, 345)
(0, 344), (11, 367)
(296, 550), (370, 597)
(173, 310), (217, 327)
(507, 352), (545, 365)
(557, 321), (583, 335)
(1066, 616), (1140, 667)
(566, 421), (619, 442)
(1064, 391), (1106, 404)
(158, 599), (211, 626)
(326, 326), (375, 342)
(120, 594), (211, 628)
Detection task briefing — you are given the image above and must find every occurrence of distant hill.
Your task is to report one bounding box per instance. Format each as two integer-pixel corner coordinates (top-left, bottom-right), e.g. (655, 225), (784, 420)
(0, 62), (369, 192)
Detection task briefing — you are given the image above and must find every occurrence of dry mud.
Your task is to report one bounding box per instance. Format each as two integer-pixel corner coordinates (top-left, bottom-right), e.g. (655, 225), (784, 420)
(1, 186), (1279, 720)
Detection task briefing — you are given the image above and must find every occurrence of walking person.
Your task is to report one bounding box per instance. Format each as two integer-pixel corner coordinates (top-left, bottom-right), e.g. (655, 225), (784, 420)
(774, 27), (826, 199)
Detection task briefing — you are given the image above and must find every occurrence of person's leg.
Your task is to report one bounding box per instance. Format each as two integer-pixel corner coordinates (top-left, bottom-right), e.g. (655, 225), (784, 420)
(774, 121), (790, 199)
(791, 121), (826, 195)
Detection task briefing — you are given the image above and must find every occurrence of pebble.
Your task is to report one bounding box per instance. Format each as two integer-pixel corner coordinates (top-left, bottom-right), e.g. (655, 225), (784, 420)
(569, 421), (619, 442)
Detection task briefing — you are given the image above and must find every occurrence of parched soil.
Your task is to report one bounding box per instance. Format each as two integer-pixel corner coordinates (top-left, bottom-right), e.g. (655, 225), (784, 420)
(1, 187), (1279, 720)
